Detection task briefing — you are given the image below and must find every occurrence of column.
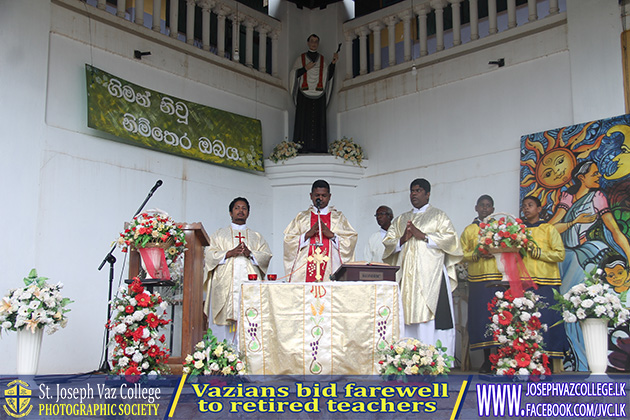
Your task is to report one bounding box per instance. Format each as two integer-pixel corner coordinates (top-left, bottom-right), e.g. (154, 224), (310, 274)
(258, 25), (269, 73)
(369, 22), (384, 71)
(431, 0), (448, 52)
(271, 31), (279, 77)
(117, 0), (125, 18)
(216, 7), (227, 58)
(344, 31), (354, 79)
(231, 13), (241, 62)
(169, 0), (179, 38)
(186, 0), (196, 45)
(399, 10), (413, 62)
(135, 0), (144, 25)
(469, 0), (479, 40)
(356, 26), (370, 75)
(415, 4), (429, 56)
(549, 0), (559, 15)
(528, 0), (538, 22)
(449, 0), (463, 46)
(97, 0), (106, 10)
(200, 1), (213, 51)
(384, 15), (398, 67)
(488, 0), (497, 35)
(152, 0), (162, 32)
(507, 0), (516, 29)
(244, 19), (256, 68)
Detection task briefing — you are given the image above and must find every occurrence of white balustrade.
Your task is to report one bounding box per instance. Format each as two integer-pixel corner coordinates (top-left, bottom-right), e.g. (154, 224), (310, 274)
(135, 0), (144, 26)
(186, 0), (196, 45)
(152, 0), (162, 32)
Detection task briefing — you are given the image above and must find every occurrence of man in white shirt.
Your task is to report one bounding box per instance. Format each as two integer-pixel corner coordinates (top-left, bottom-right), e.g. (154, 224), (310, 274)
(364, 205), (393, 263)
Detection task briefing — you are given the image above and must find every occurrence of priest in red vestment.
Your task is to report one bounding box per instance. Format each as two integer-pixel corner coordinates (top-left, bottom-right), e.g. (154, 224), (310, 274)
(283, 180), (357, 282)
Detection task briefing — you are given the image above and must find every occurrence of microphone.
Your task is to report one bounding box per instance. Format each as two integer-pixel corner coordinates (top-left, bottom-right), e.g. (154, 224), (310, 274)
(150, 180), (163, 195)
(315, 198), (322, 209)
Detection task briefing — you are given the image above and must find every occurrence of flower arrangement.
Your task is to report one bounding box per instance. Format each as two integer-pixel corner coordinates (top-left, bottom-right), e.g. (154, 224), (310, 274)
(182, 329), (246, 376)
(377, 338), (453, 377)
(487, 288), (550, 376)
(475, 213), (535, 258)
(328, 137), (364, 167)
(116, 211), (186, 266)
(0, 269), (73, 336)
(552, 269), (630, 327)
(268, 141), (302, 163)
(107, 278), (171, 377)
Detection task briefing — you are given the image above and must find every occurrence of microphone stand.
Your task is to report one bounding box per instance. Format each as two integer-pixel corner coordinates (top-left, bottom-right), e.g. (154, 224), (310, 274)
(96, 180), (163, 373)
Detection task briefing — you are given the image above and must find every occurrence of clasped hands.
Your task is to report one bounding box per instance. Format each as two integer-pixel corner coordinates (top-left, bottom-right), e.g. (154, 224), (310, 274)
(400, 220), (428, 246)
(305, 222), (335, 240)
(226, 242), (251, 259)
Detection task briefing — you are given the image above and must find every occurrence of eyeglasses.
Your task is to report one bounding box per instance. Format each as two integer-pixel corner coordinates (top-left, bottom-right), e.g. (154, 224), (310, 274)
(374, 212), (390, 217)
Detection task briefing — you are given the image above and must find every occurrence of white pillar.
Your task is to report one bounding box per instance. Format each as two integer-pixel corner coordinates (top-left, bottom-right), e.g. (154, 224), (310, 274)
(469, 0), (479, 40)
(507, 0), (516, 29)
(135, 0), (144, 25)
(449, 0), (463, 46)
(528, 0), (538, 22)
(152, 0), (162, 32)
(258, 25), (269, 73)
(369, 22), (384, 71)
(186, 0), (196, 45)
(431, 0), (448, 52)
(231, 13), (241, 62)
(384, 15), (398, 66)
(271, 31), (279, 77)
(117, 0), (126, 18)
(244, 19), (255, 68)
(216, 7), (227, 58)
(200, 1), (213, 51)
(488, 0), (498, 35)
(549, 0), (559, 15)
(415, 5), (429, 56)
(344, 31), (354, 79)
(399, 9), (413, 62)
(169, 0), (179, 38)
(356, 26), (370, 75)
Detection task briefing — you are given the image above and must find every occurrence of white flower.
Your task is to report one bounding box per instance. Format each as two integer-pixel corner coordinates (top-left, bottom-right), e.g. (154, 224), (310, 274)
(581, 299), (594, 309)
(118, 357), (129, 367)
(210, 362), (219, 371)
(576, 308), (586, 319)
(519, 312), (531, 322)
(193, 351), (204, 360)
(594, 306), (607, 317)
(194, 360), (204, 369)
(183, 366), (191, 374)
(132, 352), (144, 363)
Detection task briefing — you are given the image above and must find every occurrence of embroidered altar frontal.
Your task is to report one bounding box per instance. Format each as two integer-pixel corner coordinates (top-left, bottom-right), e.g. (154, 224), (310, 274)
(239, 282), (403, 375)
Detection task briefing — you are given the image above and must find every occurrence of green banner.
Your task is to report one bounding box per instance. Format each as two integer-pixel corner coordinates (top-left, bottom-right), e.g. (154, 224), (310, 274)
(85, 64), (264, 172)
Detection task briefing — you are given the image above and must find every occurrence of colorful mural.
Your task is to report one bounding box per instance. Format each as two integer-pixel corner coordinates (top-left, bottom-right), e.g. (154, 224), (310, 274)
(520, 113), (630, 372)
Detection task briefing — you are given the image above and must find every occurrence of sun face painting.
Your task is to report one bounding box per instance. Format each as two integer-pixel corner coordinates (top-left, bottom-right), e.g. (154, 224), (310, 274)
(520, 113), (630, 372)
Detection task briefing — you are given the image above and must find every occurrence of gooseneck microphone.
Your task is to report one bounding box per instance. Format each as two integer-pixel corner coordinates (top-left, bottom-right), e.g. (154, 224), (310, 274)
(149, 180), (163, 195)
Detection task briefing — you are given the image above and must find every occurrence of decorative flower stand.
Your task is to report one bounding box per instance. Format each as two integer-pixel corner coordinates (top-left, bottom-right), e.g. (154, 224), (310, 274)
(580, 318), (609, 374)
(138, 246), (170, 279)
(17, 328), (43, 375)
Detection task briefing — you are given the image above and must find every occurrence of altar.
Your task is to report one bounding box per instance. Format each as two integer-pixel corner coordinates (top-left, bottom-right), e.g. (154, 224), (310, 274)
(239, 281), (403, 375)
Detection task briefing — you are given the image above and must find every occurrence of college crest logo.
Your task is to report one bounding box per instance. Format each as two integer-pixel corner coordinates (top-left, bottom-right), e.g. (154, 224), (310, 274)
(3, 380), (33, 418)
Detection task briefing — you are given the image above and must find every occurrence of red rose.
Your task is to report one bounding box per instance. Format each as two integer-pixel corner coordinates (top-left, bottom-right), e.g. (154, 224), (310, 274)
(132, 327), (145, 341)
(485, 238), (493, 245)
(125, 305), (135, 314)
(506, 368), (516, 376)
(147, 345), (159, 358)
(516, 218), (522, 223)
(130, 278), (144, 294)
(479, 223), (487, 229)
(500, 242), (507, 248)
(528, 317), (542, 330)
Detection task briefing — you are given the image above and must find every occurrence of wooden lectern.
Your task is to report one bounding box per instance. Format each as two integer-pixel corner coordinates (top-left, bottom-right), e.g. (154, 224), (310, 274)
(128, 222), (209, 373)
(332, 263), (399, 282)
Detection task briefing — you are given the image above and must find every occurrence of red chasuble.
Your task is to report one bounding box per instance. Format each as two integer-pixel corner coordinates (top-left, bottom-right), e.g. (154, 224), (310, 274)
(306, 212), (331, 282)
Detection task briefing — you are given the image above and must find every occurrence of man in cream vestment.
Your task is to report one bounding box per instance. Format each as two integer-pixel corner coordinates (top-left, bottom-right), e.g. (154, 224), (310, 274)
(284, 180), (357, 282)
(383, 179), (462, 358)
(204, 197), (272, 345)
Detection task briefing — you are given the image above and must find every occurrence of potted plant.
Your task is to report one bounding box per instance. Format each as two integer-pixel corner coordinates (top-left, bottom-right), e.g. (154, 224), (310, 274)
(0, 269), (73, 374)
(552, 269), (630, 374)
(182, 329), (246, 377)
(487, 288), (550, 376)
(116, 210), (186, 279)
(107, 278), (171, 377)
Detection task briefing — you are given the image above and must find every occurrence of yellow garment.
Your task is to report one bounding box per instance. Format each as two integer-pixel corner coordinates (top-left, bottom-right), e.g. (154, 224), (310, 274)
(383, 206), (462, 324)
(523, 223), (565, 285)
(283, 206), (357, 282)
(203, 227), (272, 325)
(460, 223), (502, 283)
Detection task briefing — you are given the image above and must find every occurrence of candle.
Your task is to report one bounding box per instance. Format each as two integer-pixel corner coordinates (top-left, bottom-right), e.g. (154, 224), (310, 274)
(248, 274), (258, 281)
(267, 274), (277, 281)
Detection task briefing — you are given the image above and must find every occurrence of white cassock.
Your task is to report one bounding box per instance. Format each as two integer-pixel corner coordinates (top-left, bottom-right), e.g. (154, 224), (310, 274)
(203, 223), (271, 348)
(364, 228), (387, 263)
